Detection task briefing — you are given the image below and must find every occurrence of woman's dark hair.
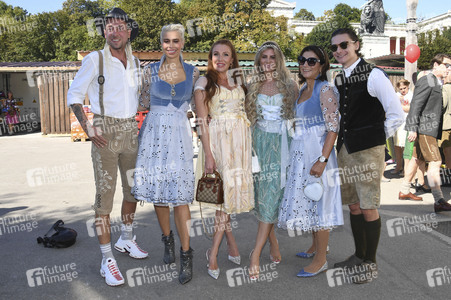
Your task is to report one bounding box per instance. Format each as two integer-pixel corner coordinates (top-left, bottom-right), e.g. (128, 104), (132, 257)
(331, 28), (361, 57)
(298, 45), (330, 84)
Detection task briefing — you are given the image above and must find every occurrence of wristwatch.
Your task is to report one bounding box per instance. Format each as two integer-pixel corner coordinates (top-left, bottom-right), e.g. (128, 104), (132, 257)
(318, 155), (328, 163)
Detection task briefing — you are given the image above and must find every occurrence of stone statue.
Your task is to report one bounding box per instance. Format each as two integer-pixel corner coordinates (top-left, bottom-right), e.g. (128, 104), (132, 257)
(361, 4), (375, 34)
(360, 0), (386, 34)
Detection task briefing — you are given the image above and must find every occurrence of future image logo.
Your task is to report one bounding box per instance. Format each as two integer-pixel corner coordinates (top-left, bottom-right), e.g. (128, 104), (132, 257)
(326, 263), (377, 287)
(26, 163), (79, 187)
(386, 213), (437, 237)
(426, 266), (451, 287)
(227, 68), (245, 87)
(186, 18), (204, 37)
(187, 214), (238, 238)
(186, 14), (236, 38)
(26, 263), (78, 287)
(126, 264), (178, 287)
(86, 215), (137, 238)
(0, 213), (38, 236)
(225, 168), (247, 187)
(226, 263), (278, 287)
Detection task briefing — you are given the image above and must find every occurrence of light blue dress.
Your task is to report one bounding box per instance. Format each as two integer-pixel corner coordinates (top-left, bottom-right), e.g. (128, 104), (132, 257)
(132, 57), (195, 205)
(278, 80), (344, 232)
(252, 94), (290, 223)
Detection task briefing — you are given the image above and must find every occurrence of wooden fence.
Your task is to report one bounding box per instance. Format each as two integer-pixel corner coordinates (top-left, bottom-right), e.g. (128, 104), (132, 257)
(37, 71), (88, 135)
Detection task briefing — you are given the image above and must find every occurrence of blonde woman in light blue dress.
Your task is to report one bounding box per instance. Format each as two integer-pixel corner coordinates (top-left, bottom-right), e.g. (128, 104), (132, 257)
(245, 41), (299, 280)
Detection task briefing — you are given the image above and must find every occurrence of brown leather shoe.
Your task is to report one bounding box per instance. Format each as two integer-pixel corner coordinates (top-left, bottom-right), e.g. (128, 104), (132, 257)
(398, 192), (423, 201)
(434, 199), (451, 213)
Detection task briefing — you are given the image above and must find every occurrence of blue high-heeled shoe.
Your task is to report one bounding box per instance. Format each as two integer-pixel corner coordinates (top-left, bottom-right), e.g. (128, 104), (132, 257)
(296, 261), (328, 277)
(296, 245), (330, 258)
(296, 251), (315, 258)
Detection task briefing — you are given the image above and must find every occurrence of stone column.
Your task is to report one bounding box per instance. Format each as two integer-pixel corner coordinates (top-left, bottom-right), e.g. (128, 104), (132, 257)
(405, 0), (419, 86)
(396, 37), (401, 54)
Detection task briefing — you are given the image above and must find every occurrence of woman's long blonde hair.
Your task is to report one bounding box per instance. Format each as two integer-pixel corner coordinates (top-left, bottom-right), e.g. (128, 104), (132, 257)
(245, 41), (295, 125)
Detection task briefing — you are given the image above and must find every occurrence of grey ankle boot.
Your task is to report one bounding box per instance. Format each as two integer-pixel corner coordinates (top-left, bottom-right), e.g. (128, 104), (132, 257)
(161, 231), (175, 264)
(179, 247), (193, 284)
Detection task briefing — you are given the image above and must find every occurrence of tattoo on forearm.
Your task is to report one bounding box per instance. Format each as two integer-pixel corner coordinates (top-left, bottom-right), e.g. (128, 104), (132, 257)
(71, 104), (89, 134)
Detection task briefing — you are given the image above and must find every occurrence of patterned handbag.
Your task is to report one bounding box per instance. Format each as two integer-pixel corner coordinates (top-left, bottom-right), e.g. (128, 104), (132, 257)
(196, 171), (224, 204)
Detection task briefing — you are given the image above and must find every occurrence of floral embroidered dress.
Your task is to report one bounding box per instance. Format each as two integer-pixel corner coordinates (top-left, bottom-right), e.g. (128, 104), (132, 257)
(195, 78), (254, 214)
(132, 57), (196, 206)
(278, 80), (344, 232)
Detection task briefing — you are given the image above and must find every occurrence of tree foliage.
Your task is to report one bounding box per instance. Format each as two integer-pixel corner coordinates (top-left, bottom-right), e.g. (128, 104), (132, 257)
(120, 0), (178, 50)
(294, 9), (315, 21)
(303, 15), (355, 63)
(0, 0), (391, 63)
(417, 28), (451, 70)
(333, 3), (361, 23)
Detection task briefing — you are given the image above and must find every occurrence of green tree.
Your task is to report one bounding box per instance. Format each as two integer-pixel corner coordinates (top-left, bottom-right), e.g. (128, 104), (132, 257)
(333, 3), (361, 23)
(317, 9), (335, 21)
(177, 0), (294, 60)
(7, 12), (62, 61)
(54, 0), (106, 60)
(417, 28), (451, 70)
(0, 0), (109, 61)
(0, 0), (29, 61)
(62, 0), (105, 25)
(177, 0), (229, 51)
(120, 0), (178, 50)
(294, 8), (315, 21)
(303, 15), (356, 63)
(0, 0), (27, 18)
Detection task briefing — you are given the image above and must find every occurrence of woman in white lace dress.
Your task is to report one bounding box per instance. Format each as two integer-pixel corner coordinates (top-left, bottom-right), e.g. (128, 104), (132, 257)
(278, 45), (343, 277)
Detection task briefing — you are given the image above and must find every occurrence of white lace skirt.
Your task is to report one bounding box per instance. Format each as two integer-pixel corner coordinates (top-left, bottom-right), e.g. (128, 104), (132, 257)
(278, 138), (344, 232)
(132, 108), (194, 206)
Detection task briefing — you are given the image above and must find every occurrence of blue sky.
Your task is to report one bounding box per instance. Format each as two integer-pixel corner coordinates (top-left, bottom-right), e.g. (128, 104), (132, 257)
(3, 0), (449, 24)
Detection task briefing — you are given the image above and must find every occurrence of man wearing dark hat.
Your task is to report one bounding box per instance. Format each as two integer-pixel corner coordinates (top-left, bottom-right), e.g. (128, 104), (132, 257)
(67, 8), (147, 287)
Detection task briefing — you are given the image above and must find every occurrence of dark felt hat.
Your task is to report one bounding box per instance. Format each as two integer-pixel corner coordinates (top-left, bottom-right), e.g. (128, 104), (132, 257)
(94, 8), (139, 41)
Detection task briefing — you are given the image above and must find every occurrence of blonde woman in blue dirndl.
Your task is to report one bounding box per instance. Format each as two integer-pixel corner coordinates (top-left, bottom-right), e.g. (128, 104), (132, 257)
(245, 41), (299, 280)
(132, 24), (199, 285)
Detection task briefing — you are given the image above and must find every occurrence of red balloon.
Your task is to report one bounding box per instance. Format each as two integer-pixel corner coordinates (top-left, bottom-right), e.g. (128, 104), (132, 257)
(405, 44), (421, 63)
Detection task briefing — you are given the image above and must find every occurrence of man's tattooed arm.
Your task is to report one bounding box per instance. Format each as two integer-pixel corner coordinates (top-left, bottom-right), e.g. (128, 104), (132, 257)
(70, 104), (107, 148)
(71, 104), (89, 134)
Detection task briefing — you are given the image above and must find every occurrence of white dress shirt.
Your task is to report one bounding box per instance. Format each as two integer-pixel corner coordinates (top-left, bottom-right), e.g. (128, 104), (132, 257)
(67, 50), (140, 118)
(343, 58), (404, 138)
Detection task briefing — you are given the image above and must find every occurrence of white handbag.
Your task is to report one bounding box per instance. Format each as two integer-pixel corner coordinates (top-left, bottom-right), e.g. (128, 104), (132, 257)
(252, 148), (261, 173)
(304, 180), (324, 202)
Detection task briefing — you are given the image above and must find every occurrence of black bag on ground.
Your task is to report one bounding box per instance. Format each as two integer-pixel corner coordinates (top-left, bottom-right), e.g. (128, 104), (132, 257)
(37, 220), (77, 248)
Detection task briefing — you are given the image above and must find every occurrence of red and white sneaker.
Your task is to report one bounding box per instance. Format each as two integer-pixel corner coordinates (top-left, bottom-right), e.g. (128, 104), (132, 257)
(114, 236), (148, 259)
(100, 258), (124, 286)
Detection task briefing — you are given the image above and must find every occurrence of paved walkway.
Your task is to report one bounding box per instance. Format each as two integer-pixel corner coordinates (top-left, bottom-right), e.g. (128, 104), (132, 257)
(1, 134), (450, 299)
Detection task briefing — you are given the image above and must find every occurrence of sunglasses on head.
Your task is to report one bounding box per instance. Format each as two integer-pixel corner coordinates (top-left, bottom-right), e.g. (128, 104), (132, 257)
(298, 56), (322, 66)
(330, 41), (357, 52)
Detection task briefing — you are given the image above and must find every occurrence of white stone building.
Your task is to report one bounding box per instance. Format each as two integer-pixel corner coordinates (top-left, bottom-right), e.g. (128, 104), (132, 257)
(266, 1), (450, 59)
